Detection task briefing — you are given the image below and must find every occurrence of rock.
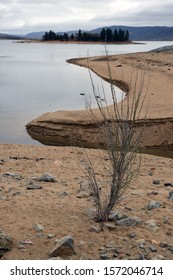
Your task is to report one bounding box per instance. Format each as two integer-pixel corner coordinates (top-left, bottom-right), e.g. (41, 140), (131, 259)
(163, 217), (169, 224)
(18, 245), (27, 250)
(19, 240), (33, 245)
(49, 235), (75, 258)
(12, 191), (20, 196)
(58, 191), (68, 197)
(33, 223), (44, 232)
(148, 191), (158, 195)
(108, 210), (127, 221)
(0, 195), (6, 200)
(128, 232), (136, 239)
(115, 216), (141, 227)
(48, 234), (55, 239)
(38, 173), (57, 183)
(76, 191), (90, 198)
(84, 208), (96, 220)
(153, 179), (160, 185)
(168, 191), (173, 200)
(27, 184), (42, 190)
(89, 226), (100, 233)
(149, 245), (157, 252)
(168, 246), (173, 253)
(100, 254), (110, 260)
(159, 242), (168, 248)
(147, 200), (161, 210)
(2, 172), (22, 180)
(0, 233), (13, 251)
(79, 180), (90, 193)
(164, 182), (173, 187)
(103, 223), (116, 231)
(145, 219), (159, 232)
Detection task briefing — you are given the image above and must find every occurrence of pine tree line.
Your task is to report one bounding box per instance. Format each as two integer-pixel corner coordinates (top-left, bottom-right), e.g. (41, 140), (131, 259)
(42, 28), (130, 42)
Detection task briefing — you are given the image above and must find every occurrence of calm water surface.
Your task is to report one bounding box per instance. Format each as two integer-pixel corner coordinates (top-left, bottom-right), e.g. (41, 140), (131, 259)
(0, 40), (173, 145)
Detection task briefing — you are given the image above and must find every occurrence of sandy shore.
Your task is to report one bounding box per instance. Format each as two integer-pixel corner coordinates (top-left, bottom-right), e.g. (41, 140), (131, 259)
(1, 143), (173, 260)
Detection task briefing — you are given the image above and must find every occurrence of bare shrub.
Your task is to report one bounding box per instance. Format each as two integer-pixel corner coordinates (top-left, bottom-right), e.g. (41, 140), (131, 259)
(78, 52), (149, 224)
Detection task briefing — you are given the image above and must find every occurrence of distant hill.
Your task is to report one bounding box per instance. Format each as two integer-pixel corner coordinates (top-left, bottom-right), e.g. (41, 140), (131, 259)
(91, 26), (173, 41)
(0, 33), (23, 40)
(24, 31), (46, 40)
(1, 26), (173, 41)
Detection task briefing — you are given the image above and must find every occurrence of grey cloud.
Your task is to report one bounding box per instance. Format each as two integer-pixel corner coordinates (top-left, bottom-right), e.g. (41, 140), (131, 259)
(0, 0), (172, 34)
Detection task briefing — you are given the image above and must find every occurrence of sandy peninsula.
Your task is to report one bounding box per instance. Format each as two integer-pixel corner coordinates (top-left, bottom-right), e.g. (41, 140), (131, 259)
(1, 47), (173, 260)
(26, 49), (173, 151)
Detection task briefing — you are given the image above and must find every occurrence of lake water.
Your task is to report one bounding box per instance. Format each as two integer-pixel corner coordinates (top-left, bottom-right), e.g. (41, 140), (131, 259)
(0, 40), (173, 145)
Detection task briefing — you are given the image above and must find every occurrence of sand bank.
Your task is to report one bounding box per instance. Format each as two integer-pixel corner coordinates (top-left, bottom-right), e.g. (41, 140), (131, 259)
(26, 50), (173, 151)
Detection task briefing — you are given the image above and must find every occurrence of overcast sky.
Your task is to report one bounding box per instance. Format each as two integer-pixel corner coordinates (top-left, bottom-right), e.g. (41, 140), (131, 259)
(0, 0), (173, 34)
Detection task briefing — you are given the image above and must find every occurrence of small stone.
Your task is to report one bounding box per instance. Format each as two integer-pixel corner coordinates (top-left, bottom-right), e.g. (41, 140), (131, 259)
(79, 180), (90, 193)
(163, 217), (169, 224)
(108, 210), (127, 221)
(12, 191), (21, 196)
(159, 242), (168, 248)
(19, 240), (33, 245)
(33, 223), (44, 232)
(168, 246), (173, 253)
(2, 172), (22, 180)
(18, 245), (27, 250)
(49, 235), (75, 258)
(48, 234), (55, 239)
(0, 233), (13, 251)
(76, 191), (90, 198)
(153, 179), (160, 185)
(148, 191), (158, 195)
(115, 216), (141, 227)
(145, 219), (159, 232)
(38, 173), (57, 183)
(164, 182), (173, 187)
(0, 195), (6, 200)
(89, 226), (100, 233)
(147, 200), (161, 210)
(149, 245), (157, 252)
(27, 184), (42, 190)
(128, 232), (136, 238)
(139, 244), (145, 249)
(138, 254), (148, 260)
(79, 241), (85, 248)
(168, 191), (173, 200)
(84, 208), (96, 220)
(103, 223), (116, 231)
(58, 192), (68, 197)
(100, 254), (110, 260)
